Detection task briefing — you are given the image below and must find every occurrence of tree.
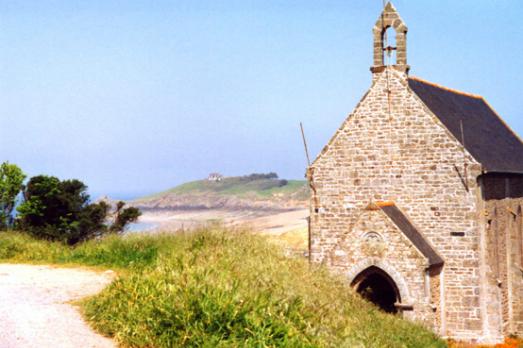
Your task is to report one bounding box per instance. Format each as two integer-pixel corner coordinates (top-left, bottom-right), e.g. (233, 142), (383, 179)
(17, 175), (142, 244)
(109, 201), (141, 233)
(243, 173), (279, 181)
(0, 162), (26, 229)
(17, 175), (110, 245)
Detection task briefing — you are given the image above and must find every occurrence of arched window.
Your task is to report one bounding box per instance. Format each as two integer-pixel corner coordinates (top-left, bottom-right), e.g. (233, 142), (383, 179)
(363, 231), (384, 243)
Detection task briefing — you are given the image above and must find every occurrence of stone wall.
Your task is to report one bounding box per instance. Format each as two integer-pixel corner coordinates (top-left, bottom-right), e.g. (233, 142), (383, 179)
(331, 207), (434, 324)
(484, 199), (523, 337)
(308, 67), (500, 342)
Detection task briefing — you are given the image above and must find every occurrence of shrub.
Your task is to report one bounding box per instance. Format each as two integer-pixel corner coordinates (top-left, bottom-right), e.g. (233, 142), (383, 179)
(17, 176), (140, 245)
(241, 172), (279, 181)
(0, 162), (25, 229)
(109, 201), (141, 233)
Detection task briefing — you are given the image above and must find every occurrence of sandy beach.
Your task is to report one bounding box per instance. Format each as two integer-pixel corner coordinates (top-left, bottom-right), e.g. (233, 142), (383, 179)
(134, 208), (309, 235)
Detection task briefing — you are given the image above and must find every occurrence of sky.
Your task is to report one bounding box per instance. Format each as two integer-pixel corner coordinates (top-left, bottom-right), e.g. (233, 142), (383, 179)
(1, 0), (523, 199)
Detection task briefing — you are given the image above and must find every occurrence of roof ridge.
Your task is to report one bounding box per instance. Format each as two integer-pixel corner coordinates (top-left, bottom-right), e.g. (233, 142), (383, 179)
(408, 76), (483, 99)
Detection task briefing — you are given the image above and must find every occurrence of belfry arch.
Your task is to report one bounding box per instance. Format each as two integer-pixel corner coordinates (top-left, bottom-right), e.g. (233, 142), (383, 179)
(371, 2), (408, 73)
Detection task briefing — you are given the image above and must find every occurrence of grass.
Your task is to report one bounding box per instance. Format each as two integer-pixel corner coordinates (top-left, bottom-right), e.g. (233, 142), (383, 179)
(139, 177), (308, 201)
(0, 228), (446, 347)
(267, 227), (309, 253)
(0, 231), (165, 270)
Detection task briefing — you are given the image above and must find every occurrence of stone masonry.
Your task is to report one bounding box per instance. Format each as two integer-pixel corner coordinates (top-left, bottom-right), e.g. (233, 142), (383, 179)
(307, 2), (523, 344)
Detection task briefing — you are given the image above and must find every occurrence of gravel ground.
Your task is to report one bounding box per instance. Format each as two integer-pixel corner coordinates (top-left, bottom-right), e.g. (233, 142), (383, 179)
(0, 264), (116, 348)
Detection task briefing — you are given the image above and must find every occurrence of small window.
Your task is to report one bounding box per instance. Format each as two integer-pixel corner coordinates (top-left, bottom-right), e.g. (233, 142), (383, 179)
(450, 232), (465, 237)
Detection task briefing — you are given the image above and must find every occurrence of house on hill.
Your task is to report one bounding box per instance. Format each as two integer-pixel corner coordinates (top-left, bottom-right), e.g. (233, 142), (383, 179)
(207, 173), (224, 182)
(307, 2), (523, 344)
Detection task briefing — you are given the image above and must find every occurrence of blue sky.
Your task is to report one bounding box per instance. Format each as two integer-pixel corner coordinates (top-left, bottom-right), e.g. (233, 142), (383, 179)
(1, 0), (523, 199)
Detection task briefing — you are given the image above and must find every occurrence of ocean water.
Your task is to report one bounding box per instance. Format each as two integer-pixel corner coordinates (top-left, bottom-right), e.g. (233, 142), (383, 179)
(126, 221), (158, 233)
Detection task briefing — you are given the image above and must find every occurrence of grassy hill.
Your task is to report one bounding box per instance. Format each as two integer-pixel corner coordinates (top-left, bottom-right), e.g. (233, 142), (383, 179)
(135, 174), (309, 211)
(156, 178), (307, 198)
(0, 228), (445, 347)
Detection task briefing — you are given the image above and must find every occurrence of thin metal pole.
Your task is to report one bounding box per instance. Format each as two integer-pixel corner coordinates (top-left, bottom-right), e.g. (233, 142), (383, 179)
(300, 122), (313, 263)
(300, 122), (311, 166)
(460, 120), (469, 191)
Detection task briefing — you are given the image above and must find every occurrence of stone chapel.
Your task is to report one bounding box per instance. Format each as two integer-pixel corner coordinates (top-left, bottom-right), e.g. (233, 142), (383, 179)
(307, 2), (523, 344)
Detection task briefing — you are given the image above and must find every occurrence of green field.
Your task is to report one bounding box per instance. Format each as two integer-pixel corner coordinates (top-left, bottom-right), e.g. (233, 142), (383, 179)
(0, 228), (445, 347)
(139, 176), (309, 201)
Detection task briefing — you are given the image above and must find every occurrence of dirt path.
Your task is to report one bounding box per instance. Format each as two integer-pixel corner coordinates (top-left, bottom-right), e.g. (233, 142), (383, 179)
(0, 264), (115, 348)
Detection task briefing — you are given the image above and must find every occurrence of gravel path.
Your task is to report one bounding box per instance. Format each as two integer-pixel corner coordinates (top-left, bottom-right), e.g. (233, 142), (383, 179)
(0, 264), (116, 348)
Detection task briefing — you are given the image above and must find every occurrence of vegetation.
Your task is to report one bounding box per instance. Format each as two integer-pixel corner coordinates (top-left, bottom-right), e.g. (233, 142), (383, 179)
(140, 173), (308, 201)
(240, 172), (279, 180)
(0, 162), (26, 229)
(109, 201), (141, 233)
(17, 176), (108, 245)
(17, 175), (140, 245)
(0, 161), (141, 245)
(0, 230), (162, 269)
(0, 227), (445, 348)
(268, 227), (309, 253)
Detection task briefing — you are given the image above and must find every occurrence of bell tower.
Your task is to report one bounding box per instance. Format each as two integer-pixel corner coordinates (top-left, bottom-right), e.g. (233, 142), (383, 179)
(371, 2), (409, 74)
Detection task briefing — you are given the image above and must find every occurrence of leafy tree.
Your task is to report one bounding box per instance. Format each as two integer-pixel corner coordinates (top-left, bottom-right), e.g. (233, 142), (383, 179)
(109, 201), (141, 233)
(242, 172), (279, 181)
(17, 175), (110, 245)
(0, 162), (26, 229)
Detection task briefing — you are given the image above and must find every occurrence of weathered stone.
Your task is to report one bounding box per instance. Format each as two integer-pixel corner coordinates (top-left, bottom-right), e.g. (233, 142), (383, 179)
(307, 2), (523, 345)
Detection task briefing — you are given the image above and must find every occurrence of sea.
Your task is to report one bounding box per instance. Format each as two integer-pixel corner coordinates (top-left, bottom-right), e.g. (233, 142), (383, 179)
(126, 221), (158, 233)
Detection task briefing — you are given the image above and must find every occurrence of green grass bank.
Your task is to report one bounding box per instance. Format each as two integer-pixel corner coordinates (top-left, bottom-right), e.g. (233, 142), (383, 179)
(0, 229), (445, 347)
(138, 176), (309, 201)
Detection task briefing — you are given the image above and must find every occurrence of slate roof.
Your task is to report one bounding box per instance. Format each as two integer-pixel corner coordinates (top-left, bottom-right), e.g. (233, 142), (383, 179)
(408, 77), (523, 174)
(375, 202), (444, 267)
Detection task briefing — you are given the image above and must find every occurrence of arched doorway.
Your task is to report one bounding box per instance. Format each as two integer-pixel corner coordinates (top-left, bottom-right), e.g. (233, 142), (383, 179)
(351, 266), (401, 314)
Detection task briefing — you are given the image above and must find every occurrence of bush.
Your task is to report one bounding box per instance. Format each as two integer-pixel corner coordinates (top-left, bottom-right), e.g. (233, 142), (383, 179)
(241, 172), (279, 181)
(0, 162), (25, 229)
(16, 176), (140, 245)
(109, 201), (141, 233)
